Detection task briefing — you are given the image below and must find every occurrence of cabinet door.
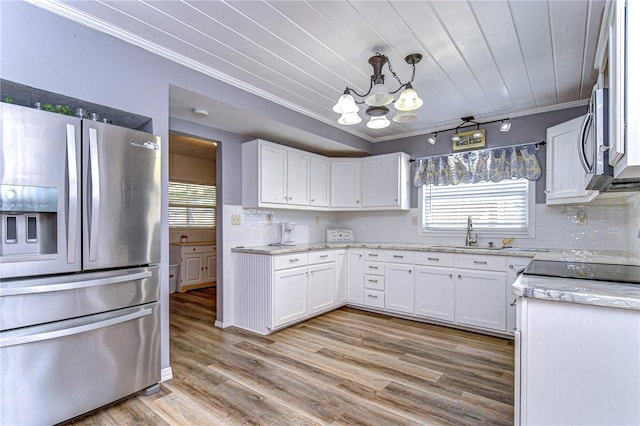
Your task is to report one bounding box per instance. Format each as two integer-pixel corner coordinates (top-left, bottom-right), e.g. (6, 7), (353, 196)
(331, 160), (361, 208)
(204, 252), (217, 282)
(182, 253), (204, 287)
(545, 117), (598, 204)
(286, 151), (310, 205)
(335, 250), (347, 305)
(456, 269), (507, 331)
(362, 155), (399, 208)
(260, 143), (287, 204)
(347, 250), (364, 304)
(309, 156), (330, 207)
(308, 263), (336, 314)
(415, 265), (455, 322)
(384, 263), (414, 314)
(273, 266), (308, 328)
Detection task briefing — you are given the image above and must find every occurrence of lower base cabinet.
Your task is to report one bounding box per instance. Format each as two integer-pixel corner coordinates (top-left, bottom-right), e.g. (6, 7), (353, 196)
(455, 269), (507, 332)
(308, 262), (337, 314)
(273, 266), (309, 328)
(516, 297), (640, 425)
(385, 263), (414, 314)
(414, 265), (455, 322)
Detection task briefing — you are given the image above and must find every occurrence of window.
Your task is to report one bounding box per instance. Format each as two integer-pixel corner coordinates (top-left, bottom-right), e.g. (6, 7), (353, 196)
(169, 181), (216, 228)
(421, 178), (534, 235)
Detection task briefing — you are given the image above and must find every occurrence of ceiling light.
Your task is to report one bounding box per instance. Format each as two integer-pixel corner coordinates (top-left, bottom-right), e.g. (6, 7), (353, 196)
(193, 108), (209, 117)
(332, 92), (359, 114)
(472, 125), (483, 139)
(451, 134), (461, 143)
(334, 52), (423, 129)
(338, 112), (362, 125)
(367, 115), (390, 129)
(500, 120), (511, 132)
(394, 83), (423, 111)
(427, 133), (437, 145)
(392, 110), (417, 123)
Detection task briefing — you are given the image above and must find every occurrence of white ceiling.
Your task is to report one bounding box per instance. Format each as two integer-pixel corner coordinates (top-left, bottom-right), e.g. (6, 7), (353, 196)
(31, 0), (604, 149)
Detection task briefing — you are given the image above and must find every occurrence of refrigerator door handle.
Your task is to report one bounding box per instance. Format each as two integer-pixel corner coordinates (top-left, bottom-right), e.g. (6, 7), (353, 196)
(66, 124), (79, 264)
(88, 127), (101, 262)
(0, 270), (152, 296)
(0, 308), (152, 348)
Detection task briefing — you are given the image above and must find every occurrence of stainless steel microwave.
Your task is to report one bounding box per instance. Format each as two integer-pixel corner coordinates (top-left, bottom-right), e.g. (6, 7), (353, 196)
(579, 87), (613, 191)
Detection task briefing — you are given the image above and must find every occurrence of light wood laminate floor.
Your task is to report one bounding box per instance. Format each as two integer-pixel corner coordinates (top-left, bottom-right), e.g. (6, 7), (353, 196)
(68, 287), (515, 425)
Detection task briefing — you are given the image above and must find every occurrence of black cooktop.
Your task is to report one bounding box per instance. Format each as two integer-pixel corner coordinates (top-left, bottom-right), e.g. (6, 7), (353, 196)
(523, 260), (640, 284)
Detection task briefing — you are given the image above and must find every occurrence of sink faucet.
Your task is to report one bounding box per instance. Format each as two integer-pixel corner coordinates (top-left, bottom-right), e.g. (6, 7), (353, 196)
(465, 216), (478, 247)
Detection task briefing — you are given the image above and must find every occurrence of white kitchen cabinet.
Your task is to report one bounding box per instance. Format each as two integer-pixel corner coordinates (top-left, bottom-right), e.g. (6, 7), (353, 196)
(335, 250), (347, 305)
(595, 0), (640, 178)
(286, 150), (310, 206)
(347, 249), (365, 305)
(545, 117), (599, 205)
(516, 297), (640, 425)
(273, 266), (309, 328)
(309, 156), (329, 207)
(414, 265), (455, 322)
(330, 159), (361, 208)
(170, 243), (217, 292)
(456, 269), (507, 332)
(242, 139), (311, 208)
(308, 262), (336, 315)
(361, 153), (410, 210)
(384, 263), (414, 314)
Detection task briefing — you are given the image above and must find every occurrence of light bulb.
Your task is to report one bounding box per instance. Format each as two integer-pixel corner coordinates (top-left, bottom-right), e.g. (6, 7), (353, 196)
(392, 111), (417, 122)
(451, 134), (461, 143)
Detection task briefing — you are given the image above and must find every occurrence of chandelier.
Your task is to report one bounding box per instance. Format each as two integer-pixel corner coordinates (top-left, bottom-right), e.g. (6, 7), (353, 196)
(332, 52), (423, 129)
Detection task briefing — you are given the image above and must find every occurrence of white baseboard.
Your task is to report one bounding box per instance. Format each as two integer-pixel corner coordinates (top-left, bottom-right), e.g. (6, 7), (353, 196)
(214, 319), (233, 329)
(160, 366), (173, 382)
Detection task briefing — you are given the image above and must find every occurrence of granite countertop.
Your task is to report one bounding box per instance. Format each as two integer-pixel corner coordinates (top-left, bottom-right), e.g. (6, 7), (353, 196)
(231, 242), (538, 257)
(171, 241), (216, 246)
(513, 275), (640, 311)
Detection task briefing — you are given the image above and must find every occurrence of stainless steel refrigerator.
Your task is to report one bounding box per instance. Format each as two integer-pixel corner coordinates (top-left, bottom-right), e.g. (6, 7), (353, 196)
(0, 102), (161, 425)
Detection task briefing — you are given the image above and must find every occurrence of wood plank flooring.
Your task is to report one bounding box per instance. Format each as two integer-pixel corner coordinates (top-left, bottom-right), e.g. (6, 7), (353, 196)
(68, 288), (514, 425)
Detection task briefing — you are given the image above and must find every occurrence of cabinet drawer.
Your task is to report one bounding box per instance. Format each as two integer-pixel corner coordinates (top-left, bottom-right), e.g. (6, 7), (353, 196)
(414, 252), (455, 267)
(274, 253), (308, 270)
(182, 245), (204, 254)
(364, 261), (384, 275)
(203, 245), (216, 253)
(308, 251), (336, 264)
(363, 289), (385, 308)
(363, 250), (383, 260)
(364, 274), (385, 290)
(383, 250), (415, 264)
(456, 254), (506, 271)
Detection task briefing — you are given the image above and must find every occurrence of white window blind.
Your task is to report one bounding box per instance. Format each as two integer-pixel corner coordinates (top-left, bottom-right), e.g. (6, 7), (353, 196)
(169, 181), (216, 228)
(422, 179), (531, 232)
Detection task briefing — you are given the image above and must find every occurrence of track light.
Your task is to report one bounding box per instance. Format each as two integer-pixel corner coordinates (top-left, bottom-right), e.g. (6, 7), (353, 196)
(427, 133), (437, 145)
(472, 124), (483, 139)
(334, 52), (423, 129)
(500, 119), (511, 132)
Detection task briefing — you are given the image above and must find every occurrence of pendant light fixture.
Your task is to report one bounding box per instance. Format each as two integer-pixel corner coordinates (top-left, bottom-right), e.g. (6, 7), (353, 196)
(333, 52), (423, 129)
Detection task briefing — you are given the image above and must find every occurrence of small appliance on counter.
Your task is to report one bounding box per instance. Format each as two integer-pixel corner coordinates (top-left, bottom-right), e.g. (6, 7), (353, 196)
(326, 228), (355, 243)
(280, 222), (296, 246)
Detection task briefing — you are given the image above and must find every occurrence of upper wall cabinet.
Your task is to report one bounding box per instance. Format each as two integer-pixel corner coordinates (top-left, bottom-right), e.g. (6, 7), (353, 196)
(330, 153), (410, 211)
(595, 0), (640, 178)
(545, 116), (599, 205)
(361, 153), (411, 210)
(242, 139), (410, 211)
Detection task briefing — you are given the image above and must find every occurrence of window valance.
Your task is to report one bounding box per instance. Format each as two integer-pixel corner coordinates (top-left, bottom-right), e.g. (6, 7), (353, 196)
(413, 142), (543, 188)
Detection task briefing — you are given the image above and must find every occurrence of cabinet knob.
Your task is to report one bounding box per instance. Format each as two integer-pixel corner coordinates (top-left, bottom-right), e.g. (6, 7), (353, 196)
(408, 269), (412, 274)
(448, 274), (453, 278)
(457, 274), (462, 279)
(544, 190), (550, 194)
(356, 200), (360, 204)
(394, 198), (398, 202)
(509, 264), (514, 269)
(311, 199), (315, 202)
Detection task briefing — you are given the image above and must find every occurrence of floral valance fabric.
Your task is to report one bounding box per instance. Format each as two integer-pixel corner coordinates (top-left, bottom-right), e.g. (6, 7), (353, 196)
(413, 143), (542, 187)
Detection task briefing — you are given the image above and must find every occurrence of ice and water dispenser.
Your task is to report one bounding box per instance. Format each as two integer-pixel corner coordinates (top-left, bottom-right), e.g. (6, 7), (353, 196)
(0, 184), (58, 257)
